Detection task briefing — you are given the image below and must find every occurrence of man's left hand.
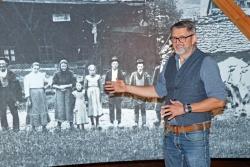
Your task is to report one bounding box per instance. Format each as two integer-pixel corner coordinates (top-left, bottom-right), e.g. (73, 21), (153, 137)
(160, 100), (185, 120)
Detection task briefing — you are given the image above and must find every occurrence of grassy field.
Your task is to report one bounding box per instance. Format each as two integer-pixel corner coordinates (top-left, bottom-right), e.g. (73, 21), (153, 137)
(210, 116), (250, 158)
(0, 113), (249, 166)
(0, 127), (163, 167)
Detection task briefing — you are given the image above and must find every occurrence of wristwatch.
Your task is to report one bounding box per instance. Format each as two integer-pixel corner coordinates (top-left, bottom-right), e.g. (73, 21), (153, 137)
(184, 103), (192, 113)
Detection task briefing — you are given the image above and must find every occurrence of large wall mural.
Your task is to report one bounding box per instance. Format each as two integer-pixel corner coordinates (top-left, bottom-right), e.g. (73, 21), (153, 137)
(0, 0), (249, 166)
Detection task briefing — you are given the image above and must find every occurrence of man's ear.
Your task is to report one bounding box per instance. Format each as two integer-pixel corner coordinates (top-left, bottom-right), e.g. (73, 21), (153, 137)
(192, 34), (198, 45)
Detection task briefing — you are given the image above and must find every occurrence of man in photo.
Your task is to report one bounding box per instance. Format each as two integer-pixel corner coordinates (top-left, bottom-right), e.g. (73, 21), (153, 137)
(105, 56), (125, 127)
(129, 59), (150, 128)
(0, 57), (22, 131)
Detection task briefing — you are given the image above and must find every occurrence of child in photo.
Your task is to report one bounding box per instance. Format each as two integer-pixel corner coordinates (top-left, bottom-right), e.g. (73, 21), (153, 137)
(84, 64), (103, 129)
(72, 81), (88, 130)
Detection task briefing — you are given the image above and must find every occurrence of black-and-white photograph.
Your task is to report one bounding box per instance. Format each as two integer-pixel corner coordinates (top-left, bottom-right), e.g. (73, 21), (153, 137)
(0, 0), (250, 166)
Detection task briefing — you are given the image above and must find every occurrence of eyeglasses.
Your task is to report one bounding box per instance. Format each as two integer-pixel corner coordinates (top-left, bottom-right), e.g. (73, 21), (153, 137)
(170, 34), (194, 43)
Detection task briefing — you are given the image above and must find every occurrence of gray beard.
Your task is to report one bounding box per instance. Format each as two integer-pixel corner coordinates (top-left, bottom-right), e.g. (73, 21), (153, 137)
(175, 48), (186, 55)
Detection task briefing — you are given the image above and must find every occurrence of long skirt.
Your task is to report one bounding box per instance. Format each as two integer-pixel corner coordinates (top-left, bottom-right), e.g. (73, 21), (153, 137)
(55, 89), (73, 122)
(87, 87), (103, 117)
(28, 88), (49, 127)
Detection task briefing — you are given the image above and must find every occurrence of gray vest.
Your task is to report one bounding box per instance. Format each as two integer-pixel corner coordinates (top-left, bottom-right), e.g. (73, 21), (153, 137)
(164, 49), (211, 125)
(135, 73), (145, 86)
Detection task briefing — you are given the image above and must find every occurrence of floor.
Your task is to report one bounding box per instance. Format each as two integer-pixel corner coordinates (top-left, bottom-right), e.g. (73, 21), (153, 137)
(73, 159), (250, 167)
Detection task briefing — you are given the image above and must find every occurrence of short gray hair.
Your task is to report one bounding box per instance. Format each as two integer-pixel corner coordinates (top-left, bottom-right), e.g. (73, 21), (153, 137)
(170, 20), (196, 33)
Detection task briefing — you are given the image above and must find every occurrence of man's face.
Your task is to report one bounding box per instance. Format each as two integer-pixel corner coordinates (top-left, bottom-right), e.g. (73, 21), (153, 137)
(137, 63), (144, 72)
(171, 27), (197, 56)
(60, 63), (68, 71)
(0, 60), (7, 72)
(111, 61), (119, 70)
(32, 65), (40, 73)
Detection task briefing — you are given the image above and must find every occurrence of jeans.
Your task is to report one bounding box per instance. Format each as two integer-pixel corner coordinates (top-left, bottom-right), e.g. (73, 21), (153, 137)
(163, 130), (210, 167)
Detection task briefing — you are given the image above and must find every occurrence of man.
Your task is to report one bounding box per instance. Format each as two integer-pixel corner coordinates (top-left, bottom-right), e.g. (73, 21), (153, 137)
(0, 57), (22, 131)
(129, 59), (150, 128)
(105, 20), (226, 167)
(105, 56), (125, 127)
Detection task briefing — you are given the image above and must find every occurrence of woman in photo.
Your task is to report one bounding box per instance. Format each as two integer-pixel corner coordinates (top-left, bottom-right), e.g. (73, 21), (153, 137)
(24, 62), (50, 132)
(52, 59), (76, 131)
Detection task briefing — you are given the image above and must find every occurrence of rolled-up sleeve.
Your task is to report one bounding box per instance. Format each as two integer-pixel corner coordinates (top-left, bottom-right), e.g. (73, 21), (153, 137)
(200, 56), (227, 100)
(154, 69), (168, 97)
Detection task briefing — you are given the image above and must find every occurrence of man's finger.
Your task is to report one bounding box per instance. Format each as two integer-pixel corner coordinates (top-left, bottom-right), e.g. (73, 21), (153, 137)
(161, 109), (171, 116)
(161, 105), (170, 110)
(104, 83), (113, 87)
(164, 111), (172, 116)
(104, 85), (114, 90)
(105, 81), (112, 84)
(109, 90), (116, 94)
(168, 115), (175, 120)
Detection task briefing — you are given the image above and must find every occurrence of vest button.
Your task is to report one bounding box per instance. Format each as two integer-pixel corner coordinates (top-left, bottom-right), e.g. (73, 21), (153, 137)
(174, 86), (178, 90)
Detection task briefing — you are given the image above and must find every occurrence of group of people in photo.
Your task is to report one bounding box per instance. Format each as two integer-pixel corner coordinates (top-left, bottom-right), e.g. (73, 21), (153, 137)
(0, 54), (168, 132)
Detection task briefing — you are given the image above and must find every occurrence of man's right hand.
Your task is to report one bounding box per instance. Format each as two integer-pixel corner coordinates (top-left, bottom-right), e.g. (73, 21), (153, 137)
(104, 80), (127, 94)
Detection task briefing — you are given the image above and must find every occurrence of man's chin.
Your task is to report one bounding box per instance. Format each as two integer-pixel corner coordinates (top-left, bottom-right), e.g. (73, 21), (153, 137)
(175, 50), (186, 55)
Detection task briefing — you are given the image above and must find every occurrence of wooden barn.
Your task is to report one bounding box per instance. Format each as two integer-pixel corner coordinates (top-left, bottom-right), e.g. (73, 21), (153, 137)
(0, 0), (161, 72)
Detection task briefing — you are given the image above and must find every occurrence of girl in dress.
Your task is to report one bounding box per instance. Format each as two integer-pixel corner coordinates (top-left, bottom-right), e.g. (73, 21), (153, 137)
(84, 64), (103, 129)
(72, 82), (88, 130)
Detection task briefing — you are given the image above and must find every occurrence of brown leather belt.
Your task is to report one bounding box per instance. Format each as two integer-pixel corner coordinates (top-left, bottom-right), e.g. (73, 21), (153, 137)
(165, 121), (211, 135)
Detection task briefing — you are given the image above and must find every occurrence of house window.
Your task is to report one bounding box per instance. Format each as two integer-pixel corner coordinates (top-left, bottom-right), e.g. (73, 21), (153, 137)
(1, 47), (16, 62)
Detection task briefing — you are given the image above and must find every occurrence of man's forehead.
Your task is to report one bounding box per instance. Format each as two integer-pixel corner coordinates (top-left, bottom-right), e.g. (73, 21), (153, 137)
(171, 27), (192, 35)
